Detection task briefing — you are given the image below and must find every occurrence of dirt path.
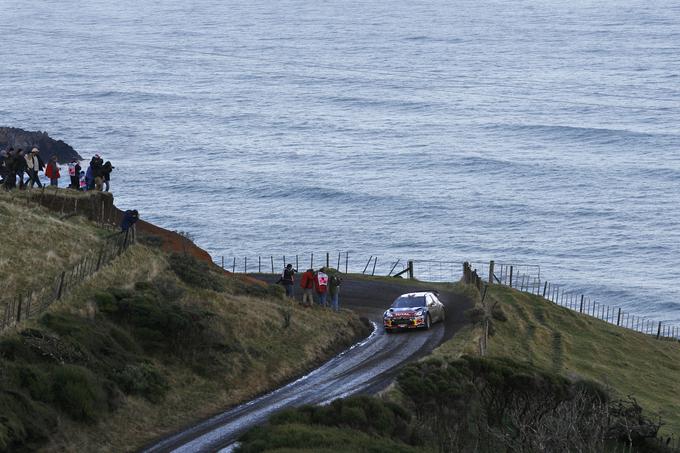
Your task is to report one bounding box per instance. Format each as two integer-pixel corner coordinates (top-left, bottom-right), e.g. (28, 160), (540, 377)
(142, 275), (471, 453)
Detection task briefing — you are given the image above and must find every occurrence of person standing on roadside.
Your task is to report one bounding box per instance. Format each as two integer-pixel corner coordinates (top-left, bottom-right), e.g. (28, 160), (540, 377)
(300, 268), (315, 307)
(25, 148), (43, 189)
(102, 161), (114, 192)
(44, 155), (60, 187)
(277, 263), (297, 298)
(315, 267), (329, 307)
(329, 273), (343, 312)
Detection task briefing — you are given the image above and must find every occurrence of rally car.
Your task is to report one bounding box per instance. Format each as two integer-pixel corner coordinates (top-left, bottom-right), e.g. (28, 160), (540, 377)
(383, 291), (446, 333)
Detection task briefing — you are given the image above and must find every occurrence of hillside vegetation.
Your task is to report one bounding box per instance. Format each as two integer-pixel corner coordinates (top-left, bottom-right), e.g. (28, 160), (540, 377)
(0, 193), (369, 452)
(0, 190), (107, 296)
(480, 284), (680, 436)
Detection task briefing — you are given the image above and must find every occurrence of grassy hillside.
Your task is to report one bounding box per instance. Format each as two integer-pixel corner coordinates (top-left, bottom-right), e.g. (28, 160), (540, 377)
(0, 190), (107, 296)
(480, 284), (680, 436)
(0, 194), (369, 452)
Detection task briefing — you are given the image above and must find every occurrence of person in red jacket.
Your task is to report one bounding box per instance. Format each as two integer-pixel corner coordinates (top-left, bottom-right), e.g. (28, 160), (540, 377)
(300, 268), (315, 307)
(44, 155), (60, 187)
(315, 268), (329, 307)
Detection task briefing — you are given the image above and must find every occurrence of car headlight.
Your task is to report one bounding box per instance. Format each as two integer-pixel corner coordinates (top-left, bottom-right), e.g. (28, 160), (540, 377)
(384, 311), (393, 318)
(415, 309), (424, 316)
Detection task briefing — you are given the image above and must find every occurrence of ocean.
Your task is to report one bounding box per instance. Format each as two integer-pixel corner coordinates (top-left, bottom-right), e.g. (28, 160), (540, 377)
(2, 0), (679, 322)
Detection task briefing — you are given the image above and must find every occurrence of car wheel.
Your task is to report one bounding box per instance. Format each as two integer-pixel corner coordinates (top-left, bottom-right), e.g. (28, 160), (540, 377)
(440, 310), (446, 323)
(425, 314), (432, 330)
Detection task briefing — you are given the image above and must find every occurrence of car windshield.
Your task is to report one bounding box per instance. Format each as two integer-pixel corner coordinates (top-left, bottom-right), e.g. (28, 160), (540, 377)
(391, 296), (426, 308)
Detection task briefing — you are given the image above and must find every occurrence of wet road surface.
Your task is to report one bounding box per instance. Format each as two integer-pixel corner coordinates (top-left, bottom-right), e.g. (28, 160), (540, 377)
(142, 276), (471, 453)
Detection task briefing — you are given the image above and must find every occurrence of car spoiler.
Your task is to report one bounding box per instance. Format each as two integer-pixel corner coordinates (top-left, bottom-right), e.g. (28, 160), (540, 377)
(426, 290), (440, 297)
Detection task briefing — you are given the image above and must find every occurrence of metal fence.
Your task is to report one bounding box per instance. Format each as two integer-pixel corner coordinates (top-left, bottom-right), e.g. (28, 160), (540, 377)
(0, 227), (136, 332)
(214, 252), (475, 283)
(484, 260), (680, 342)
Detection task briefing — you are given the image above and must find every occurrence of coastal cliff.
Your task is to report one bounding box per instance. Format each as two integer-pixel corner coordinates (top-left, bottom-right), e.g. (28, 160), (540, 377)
(0, 127), (82, 163)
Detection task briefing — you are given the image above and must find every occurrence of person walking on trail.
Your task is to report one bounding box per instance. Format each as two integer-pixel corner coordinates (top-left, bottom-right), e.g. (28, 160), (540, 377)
(277, 263), (297, 298)
(44, 155), (60, 187)
(68, 160), (81, 189)
(121, 209), (139, 232)
(315, 268), (329, 307)
(102, 161), (114, 192)
(25, 148), (43, 189)
(329, 273), (342, 312)
(300, 268), (315, 307)
(3, 148), (16, 190)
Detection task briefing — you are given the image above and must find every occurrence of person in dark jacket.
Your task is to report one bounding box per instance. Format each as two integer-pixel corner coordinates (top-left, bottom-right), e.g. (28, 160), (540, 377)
(276, 264), (297, 298)
(300, 268), (315, 307)
(329, 274), (343, 312)
(15, 149), (27, 190)
(121, 209), (139, 232)
(3, 148), (16, 190)
(102, 161), (114, 192)
(90, 154), (104, 191)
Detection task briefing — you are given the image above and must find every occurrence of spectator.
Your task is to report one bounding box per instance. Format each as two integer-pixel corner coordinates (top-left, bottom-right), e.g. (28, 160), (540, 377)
(79, 170), (87, 190)
(329, 273), (343, 312)
(0, 150), (6, 185)
(277, 263), (297, 298)
(16, 149), (27, 189)
(25, 148), (43, 189)
(3, 148), (16, 190)
(300, 268), (315, 307)
(91, 154), (104, 191)
(315, 267), (329, 307)
(102, 161), (114, 192)
(85, 164), (94, 190)
(68, 160), (81, 189)
(121, 209), (139, 232)
(44, 155), (60, 187)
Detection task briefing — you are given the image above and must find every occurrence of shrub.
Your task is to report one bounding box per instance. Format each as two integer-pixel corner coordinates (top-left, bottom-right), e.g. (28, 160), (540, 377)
(168, 253), (224, 292)
(113, 363), (168, 403)
(465, 307), (486, 324)
(491, 304), (507, 322)
(50, 365), (106, 421)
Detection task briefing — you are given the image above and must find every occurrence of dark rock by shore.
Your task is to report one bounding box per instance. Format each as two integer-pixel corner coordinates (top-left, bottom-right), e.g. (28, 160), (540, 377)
(0, 127), (82, 163)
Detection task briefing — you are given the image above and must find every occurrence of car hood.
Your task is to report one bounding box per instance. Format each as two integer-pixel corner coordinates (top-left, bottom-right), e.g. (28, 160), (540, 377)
(385, 307), (425, 317)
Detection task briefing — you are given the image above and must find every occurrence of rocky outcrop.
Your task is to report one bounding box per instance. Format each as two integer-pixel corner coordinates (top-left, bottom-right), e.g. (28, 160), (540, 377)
(0, 127), (82, 163)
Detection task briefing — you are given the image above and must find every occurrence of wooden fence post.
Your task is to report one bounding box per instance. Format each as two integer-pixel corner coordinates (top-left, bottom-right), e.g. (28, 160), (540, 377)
(56, 271), (66, 300)
(543, 281), (548, 297)
(345, 252), (349, 274)
(656, 322), (662, 339)
(371, 257), (377, 276)
(509, 266), (513, 287)
(244, 257), (247, 273)
(408, 260), (414, 280)
(258, 256), (261, 273)
(326, 252), (330, 269)
(579, 295), (584, 313)
(488, 260), (495, 284)
(233, 257), (236, 273)
(362, 256), (373, 274)
(310, 253), (314, 269)
(221, 256), (224, 269)
(16, 295), (22, 323)
(271, 256), (274, 273)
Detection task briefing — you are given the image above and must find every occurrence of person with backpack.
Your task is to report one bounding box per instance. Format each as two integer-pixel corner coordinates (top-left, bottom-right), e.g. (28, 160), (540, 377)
(300, 268), (315, 307)
(276, 263), (297, 298)
(121, 209), (139, 232)
(44, 155), (60, 187)
(315, 267), (329, 307)
(329, 273), (343, 312)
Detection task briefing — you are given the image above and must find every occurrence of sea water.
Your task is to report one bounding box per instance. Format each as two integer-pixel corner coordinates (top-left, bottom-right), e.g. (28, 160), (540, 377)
(2, 0), (679, 322)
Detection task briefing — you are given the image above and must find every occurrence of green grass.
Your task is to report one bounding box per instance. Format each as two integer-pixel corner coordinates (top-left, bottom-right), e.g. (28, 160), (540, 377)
(0, 191), (107, 298)
(482, 284), (680, 436)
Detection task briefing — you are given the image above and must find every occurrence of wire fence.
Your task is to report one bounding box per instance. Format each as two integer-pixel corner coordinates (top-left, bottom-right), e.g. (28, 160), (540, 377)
(486, 260), (680, 342)
(0, 227), (136, 332)
(213, 252), (467, 282)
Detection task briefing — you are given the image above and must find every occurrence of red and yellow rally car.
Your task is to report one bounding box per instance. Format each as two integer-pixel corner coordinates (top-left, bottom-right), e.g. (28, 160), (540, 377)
(383, 291), (445, 333)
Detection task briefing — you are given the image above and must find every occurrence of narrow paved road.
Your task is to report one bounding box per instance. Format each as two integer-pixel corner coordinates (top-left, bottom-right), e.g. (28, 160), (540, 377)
(142, 276), (471, 453)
